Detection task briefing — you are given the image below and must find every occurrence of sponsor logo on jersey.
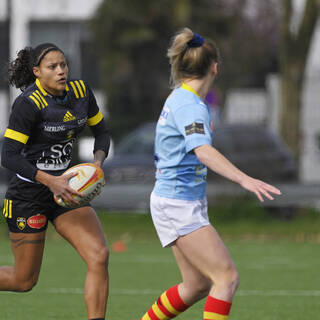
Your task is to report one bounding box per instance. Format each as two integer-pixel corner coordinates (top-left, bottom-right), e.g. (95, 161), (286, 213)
(159, 105), (170, 125)
(185, 122), (205, 135)
(67, 130), (75, 139)
(17, 217), (26, 230)
(27, 214), (47, 229)
(36, 139), (75, 170)
(44, 125), (66, 132)
(195, 165), (207, 176)
(63, 111), (76, 122)
(77, 117), (87, 125)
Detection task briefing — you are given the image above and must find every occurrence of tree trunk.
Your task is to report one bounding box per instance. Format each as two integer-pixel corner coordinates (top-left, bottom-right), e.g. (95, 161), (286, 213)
(279, 0), (319, 178)
(280, 64), (303, 164)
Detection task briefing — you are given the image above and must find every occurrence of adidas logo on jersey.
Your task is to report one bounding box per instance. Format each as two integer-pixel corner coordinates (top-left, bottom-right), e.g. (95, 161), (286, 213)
(63, 111), (76, 122)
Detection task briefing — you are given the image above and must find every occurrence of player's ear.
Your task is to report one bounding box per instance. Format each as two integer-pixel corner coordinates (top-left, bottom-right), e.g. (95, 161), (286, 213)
(33, 66), (40, 78)
(211, 62), (218, 76)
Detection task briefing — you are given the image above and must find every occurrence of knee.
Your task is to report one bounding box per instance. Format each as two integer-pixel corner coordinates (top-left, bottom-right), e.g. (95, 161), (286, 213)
(15, 277), (38, 292)
(225, 266), (239, 291)
(86, 244), (109, 270)
(215, 264), (239, 292)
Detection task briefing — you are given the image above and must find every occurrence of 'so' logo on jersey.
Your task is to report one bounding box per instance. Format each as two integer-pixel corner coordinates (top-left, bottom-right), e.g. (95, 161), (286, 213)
(36, 139), (75, 170)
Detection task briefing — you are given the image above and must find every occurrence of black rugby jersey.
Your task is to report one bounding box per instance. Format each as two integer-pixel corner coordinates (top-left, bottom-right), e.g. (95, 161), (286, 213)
(1, 78), (110, 181)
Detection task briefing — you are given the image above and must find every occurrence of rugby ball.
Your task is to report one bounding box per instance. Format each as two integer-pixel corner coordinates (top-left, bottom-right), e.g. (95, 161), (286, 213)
(54, 163), (105, 208)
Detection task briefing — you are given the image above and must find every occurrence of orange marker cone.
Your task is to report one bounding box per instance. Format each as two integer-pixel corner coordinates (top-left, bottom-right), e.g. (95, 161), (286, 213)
(111, 241), (127, 252)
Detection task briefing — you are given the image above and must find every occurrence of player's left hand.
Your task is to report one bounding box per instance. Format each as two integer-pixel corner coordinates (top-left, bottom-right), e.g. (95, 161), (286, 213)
(240, 176), (281, 202)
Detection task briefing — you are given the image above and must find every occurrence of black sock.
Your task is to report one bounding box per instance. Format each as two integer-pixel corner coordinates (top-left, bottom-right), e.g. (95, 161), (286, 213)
(90, 318), (104, 320)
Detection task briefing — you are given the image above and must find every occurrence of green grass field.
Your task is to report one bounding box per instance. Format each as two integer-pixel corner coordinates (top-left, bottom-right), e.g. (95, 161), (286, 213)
(0, 201), (320, 320)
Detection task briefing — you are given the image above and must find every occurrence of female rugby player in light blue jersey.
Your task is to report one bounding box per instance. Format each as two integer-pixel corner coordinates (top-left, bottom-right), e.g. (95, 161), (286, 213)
(140, 28), (281, 320)
(0, 43), (109, 320)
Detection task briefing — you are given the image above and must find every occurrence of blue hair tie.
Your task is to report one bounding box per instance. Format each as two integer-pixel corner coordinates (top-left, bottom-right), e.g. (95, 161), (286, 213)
(187, 33), (204, 48)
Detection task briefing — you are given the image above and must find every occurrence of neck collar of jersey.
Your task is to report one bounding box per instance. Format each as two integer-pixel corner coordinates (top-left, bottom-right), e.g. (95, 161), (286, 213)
(181, 82), (199, 97)
(35, 79), (48, 96)
(36, 78), (69, 97)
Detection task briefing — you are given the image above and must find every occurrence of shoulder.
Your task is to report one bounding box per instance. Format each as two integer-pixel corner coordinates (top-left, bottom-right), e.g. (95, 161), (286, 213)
(66, 79), (90, 99)
(12, 90), (41, 113)
(168, 88), (197, 108)
(169, 89), (206, 115)
(20, 82), (48, 111)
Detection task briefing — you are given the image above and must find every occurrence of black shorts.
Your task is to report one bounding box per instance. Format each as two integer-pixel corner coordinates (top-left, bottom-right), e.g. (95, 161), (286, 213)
(2, 175), (89, 233)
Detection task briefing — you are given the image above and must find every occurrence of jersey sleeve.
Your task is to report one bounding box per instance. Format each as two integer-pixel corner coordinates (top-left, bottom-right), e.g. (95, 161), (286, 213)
(1, 96), (40, 180)
(86, 85), (104, 127)
(5, 95), (39, 143)
(173, 103), (212, 153)
(86, 85), (110, 156)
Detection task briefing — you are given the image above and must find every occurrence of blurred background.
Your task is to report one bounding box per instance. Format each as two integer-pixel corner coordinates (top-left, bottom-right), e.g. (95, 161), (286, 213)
(0, 0), (319, 212)
(0, 2), (320, 319)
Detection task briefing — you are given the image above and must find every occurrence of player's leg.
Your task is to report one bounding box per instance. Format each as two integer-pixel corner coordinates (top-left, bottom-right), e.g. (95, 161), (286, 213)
(53, 206), (109, 320)
(0, 231), (46, 292)
(175, 225), (239, 320)
(140, 194), (212, 320)
(139, 245), (211, 320)
(171, 245), (211, 304)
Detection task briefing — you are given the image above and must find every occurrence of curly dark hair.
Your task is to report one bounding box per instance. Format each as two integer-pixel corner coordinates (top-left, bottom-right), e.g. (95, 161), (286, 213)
(6, 43), (63, 91)
(6, 47), (36, 91)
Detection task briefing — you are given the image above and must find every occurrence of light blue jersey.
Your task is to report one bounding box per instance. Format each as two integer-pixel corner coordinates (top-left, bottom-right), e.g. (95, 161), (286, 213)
(153, 83), (213, 200)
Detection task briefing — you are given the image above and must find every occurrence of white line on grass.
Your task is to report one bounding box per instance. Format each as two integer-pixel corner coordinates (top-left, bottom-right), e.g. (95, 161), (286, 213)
(38, 288), (320, 297)
(237, 290), (320, 297)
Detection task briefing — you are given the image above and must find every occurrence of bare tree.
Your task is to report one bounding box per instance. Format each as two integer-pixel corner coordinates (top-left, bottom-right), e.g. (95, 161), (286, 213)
(91, 0), (280, 141)
(280, 0), (319, 168)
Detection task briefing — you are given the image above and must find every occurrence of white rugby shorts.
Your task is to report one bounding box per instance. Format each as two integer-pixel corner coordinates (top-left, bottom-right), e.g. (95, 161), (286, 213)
(150, 192), (210, 247)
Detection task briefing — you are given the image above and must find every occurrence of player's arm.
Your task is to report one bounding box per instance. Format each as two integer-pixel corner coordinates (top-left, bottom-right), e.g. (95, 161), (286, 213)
(174, 103), (281, 202)
(86, 84), (110, 168)
(93, 150), (107, 168)
(194, 144), (281, 202)
(1, 96), (80, 205)
(1, 96), (40, 180)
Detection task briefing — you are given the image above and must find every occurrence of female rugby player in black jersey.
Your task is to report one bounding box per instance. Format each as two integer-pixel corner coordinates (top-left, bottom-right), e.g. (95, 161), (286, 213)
(0, 43), (109, 320)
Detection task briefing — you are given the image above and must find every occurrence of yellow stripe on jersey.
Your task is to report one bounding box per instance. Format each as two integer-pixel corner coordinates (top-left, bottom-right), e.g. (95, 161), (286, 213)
(5, 199), (9, 218)
(31, 92), (43, 109)
(29, 95), (41, 110)
(152, 303), (169, 320)
(2, 199), (12, 219)
(65, 83), (70, 91)
(69, 81), (79, 99)
(141, 313), (151, 320)
(35, 90), (48, 107)
(75, 80), (84, 98)
(203, 311), (228, 320)
(3, 199), (7, 218)
(35, 78), (48, 96)
(87, 110), (103, 126)
(160, 292), (179, 316)
(8, 199), (12, 219)
(4, 128), (29, 144)
(79, 80), (86, 96)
